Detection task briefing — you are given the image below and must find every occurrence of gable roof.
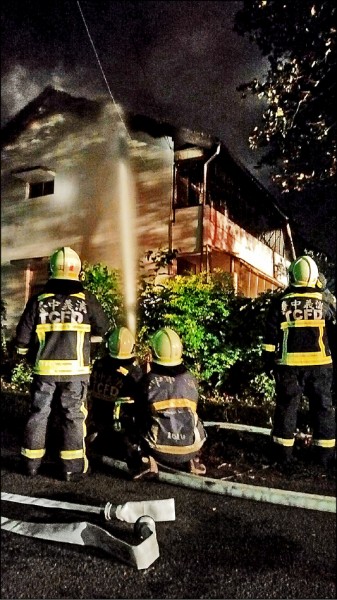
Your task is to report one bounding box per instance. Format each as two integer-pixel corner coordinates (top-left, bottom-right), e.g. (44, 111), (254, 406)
(1, 86), (102, 147)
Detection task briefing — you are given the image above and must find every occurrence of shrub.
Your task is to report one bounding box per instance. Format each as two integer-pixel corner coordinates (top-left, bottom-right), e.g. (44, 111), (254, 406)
(81, 261), (124, 327)
(138, 271), (278, 412)
(1, 298), (8, 356)
(10, 361), (33, 393)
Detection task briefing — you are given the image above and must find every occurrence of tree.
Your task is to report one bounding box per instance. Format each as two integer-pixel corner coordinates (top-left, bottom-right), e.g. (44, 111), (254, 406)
(234, 0), (336, 195)
(305, 249), (335, 293)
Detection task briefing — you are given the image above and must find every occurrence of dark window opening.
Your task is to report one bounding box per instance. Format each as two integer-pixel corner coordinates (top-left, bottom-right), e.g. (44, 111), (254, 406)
(175, 161), (203, 208)
(176, 258), (197, 275)
(29, 179), (54, 199)
(257, 229), (285, 257)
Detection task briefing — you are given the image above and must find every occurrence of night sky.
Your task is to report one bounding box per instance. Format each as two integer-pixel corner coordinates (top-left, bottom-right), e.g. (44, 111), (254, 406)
(1, 1), (267, 161)
(1, 0), (335, 259)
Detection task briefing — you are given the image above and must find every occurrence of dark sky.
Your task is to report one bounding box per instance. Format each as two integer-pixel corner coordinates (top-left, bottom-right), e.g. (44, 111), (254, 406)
(1, 0), (335, 259)
(1, 1), (268, 166)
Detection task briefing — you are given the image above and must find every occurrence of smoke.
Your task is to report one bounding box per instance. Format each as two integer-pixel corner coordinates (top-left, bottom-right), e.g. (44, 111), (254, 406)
(1, 63), (103, 127)
(1, 65), (42, 125)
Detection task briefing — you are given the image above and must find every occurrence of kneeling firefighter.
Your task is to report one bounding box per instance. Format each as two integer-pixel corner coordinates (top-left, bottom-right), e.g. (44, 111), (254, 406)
(15, 247), (110, 481)
(262, 256), (336, 469)
(128, 327), (207, 479)
(87, 326), (143, 457)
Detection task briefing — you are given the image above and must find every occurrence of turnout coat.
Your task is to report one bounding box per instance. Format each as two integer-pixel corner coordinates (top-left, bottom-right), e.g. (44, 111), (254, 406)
(138, 362), (207, 465)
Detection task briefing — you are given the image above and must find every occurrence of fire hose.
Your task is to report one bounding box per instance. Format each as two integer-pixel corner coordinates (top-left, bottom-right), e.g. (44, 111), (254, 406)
(1, 493), (176, 570)
(1, 492), (175, 523)
(1, 514), (158, 570)
(100, 456), (336, 514)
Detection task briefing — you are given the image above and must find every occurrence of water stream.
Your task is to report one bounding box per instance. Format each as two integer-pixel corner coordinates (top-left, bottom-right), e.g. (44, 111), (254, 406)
(117, 132), (137, 338)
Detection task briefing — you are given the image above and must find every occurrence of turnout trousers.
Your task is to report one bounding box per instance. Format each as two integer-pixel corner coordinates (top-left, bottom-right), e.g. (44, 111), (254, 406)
(272, 366), (335, 465)
(21, 377), (89, 474)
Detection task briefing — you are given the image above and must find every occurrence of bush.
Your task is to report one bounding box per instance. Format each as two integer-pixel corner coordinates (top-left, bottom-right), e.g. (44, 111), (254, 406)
(138, 271), (278, 413)
(81, 261), (124, 327)
(10, 361), (33, 393)
(1, 298), (8, 357)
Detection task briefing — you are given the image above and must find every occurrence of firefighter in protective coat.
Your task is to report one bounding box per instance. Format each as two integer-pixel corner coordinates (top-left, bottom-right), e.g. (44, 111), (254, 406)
(262, 256), (336, 470)
(87, 326), (143, 457)
(15, 247), (110, 481)
(128, 327), (207, 479)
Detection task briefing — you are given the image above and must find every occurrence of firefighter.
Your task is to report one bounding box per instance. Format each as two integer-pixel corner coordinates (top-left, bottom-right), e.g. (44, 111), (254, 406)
(262, 256), (336, 471)
(15, 247), (110, 481)
(128, 327), (207, 479)
(87, 326), (143, 458)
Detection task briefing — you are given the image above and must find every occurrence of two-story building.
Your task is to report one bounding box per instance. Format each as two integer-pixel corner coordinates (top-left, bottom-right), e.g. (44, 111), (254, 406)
(1, 87), (295, 335)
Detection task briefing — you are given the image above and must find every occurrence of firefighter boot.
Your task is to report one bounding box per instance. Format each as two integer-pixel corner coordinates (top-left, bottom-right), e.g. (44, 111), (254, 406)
(132, 455), (158, 480)
(271, 443), (294, 472)
(188, 457), (206, 475)
(21, 459), (40, 477)
(313, 446), (335, 471)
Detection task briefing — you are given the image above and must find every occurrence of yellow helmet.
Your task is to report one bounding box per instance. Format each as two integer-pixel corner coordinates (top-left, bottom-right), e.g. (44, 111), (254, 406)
(108, 327), (135, 359)
(288, 256), (319, 287)
(151, 327), (183, 366)
(50, 247), (81, 280)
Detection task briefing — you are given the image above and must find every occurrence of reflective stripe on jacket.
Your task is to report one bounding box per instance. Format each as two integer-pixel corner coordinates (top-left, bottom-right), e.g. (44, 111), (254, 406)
(15, 279), (110, 380)
(90, 356), (143, 403)
(33, 292), (92, 376)
(263, 287), (335, 367)
(142, 364), (207, 462)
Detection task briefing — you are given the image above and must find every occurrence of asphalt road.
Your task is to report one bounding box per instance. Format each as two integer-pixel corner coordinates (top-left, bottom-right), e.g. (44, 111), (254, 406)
(1, 451), (336, 600)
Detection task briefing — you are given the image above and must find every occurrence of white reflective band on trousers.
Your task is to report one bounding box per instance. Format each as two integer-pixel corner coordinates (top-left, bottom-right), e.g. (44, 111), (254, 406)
(1, 492), (175, 523)
(1, 515), (158, 570)
(101, 457), (336, 514)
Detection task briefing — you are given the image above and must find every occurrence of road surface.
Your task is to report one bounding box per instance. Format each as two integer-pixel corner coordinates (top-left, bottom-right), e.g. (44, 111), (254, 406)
(1, 449), (336, 599)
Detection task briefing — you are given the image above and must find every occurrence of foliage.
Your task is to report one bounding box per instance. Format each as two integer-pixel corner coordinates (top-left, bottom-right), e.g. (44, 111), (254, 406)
(144, 248), (179, 273)
(198, 386), (275, 428)
(1, 264), (279, 420)
(305, 249), (335, 293)
(10, 361), (33, 392)
(81, 261), (124, 327)
(234, 0), (336, 195)
(138, 271), (235, 382)
(1, 298), (7, 355)
(138, 271), (277, 407)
